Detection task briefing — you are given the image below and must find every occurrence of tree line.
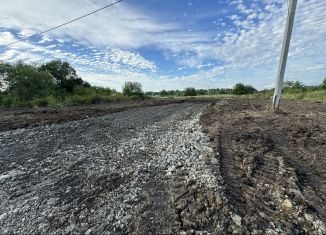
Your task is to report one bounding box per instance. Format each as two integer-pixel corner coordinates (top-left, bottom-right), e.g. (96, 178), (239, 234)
(147, 83), (258, 97)
(0, 60), (146, 107)
(1, 60), (325, 107)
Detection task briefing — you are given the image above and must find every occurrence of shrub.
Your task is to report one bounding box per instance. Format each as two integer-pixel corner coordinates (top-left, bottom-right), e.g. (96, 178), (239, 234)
(31, 98), (49, 108)
(322, 78), (326, 89)
(1, 96), (13, 107)
(184, 87), (197, 96)
(233, 83), (257, 95)
(159, 90), (168, 96)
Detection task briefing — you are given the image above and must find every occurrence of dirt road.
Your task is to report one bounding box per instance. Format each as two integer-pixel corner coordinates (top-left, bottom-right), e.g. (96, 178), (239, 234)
(0, 103), (226, 234)
(1, 99), (325, 234)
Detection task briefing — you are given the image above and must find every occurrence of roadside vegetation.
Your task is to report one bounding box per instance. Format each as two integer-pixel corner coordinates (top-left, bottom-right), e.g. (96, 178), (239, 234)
(150, 79), (326, 101)
(1, 60), (325, 108)
(0, 60), (145, 108)
(256, 80), (326, 101)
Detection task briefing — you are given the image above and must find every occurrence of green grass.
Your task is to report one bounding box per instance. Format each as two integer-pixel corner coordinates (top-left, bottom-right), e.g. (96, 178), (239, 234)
(1, 89), (325, 109)
(152, 90), (326, 102)
(253, 89), (326, 102)
(0, 94), (146, 108)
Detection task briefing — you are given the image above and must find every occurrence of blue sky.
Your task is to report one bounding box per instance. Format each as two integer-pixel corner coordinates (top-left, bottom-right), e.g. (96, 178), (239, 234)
(0, 0), (325, 91)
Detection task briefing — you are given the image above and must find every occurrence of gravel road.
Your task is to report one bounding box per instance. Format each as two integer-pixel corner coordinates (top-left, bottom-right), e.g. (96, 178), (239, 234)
(0, 103), (231, 234)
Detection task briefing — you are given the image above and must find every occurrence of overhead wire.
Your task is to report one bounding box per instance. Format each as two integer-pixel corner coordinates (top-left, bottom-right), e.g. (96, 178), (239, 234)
(0, 0), (124, 49)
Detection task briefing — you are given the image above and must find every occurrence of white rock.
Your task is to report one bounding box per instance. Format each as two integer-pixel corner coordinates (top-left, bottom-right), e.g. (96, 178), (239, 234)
(0, 213), (7, 221)
(304, 213), (314, 222)
(211, 157), (218, 165)
(231, 214), (242, 226)
(85, 228), (93, 235)
(281, 199), (293, 210)
(65, 224), (75, 233)
(313, 220), (326, 234)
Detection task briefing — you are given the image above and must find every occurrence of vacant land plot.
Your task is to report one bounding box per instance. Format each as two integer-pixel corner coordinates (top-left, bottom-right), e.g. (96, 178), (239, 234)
(0, 99), (325, 234)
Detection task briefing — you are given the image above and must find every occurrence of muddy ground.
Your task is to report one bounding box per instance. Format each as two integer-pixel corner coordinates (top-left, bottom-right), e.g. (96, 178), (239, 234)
(0, 98), (325, 234)
(0, 98), (213, 132)
(200, 98), (326, 234)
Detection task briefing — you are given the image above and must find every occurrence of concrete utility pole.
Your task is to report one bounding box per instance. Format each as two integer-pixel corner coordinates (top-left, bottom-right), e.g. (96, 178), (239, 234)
(273, 0), (298, 111)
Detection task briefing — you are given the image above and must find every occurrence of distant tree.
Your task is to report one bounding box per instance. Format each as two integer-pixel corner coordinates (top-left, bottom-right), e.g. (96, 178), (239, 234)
(145, 91), (155, 96)
(196, 89), (208, 96)
(233, 83), (257, 95)
(39, 60), (90, 93)
(219, 88), (233, 94)
(122, 81), (144, 98)
(283, 81), (305, 90)
(184, 87), (197, 96)
(322, 78), (326, 89)
(159, 90), (168, 96)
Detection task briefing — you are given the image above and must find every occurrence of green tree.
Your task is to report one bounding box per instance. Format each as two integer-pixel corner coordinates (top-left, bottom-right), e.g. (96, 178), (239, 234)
(284, 81), (305, 89)
(159, 90), (168, 96)
(0, 62), (55, 100)
(321, 78), (326, 89)
(233, 83), (257, 95)
(197, 89), (208, 95)
(39, 60), (90, 93)
(184, 87), (197, 96)
(122, 81), (144, 97)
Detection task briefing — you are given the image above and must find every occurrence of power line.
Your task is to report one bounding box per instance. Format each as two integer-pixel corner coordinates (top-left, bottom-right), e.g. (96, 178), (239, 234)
(0, 0), (124, 49)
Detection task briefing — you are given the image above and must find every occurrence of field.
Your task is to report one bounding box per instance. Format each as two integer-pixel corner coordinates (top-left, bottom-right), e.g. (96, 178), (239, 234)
(0, 98), (325, 234)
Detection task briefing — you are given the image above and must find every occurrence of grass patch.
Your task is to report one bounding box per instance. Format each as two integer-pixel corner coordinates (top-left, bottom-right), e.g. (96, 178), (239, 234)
(0, 94), (146, 108)
(252, 89), (326, 102)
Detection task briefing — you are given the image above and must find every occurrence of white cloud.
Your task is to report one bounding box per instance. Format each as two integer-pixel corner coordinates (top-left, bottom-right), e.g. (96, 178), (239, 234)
(1, 0), (326, 90)
(81, 65), (226, 92)
(0, 0), (179, 49)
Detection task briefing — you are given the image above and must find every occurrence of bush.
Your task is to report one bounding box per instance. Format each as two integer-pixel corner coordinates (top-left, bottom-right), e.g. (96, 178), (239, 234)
(233, 83), (257, 95)
(31, 97), (49, 108)
(122, 82), (144, 98)
(159, 90), (168, 96)
(322, 78), (326, 89)
(184, 87), (197, 96)
(1, 96), (13, 107)
(73, 86), (115, 96)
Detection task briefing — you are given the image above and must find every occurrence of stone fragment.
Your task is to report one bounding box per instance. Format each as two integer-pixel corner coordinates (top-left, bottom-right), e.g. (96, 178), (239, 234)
(281, 199), (293, 210)
(231, 214), (242, 226)
(211, 157), (218, 165)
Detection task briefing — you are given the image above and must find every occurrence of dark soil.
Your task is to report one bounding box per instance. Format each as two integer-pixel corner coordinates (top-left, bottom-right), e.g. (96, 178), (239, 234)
(200, 98), (326, 233)
(0, 98), (213, 132)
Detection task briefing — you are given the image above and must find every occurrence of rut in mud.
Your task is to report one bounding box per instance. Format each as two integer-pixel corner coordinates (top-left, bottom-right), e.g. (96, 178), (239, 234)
(201, 98), (326, 234)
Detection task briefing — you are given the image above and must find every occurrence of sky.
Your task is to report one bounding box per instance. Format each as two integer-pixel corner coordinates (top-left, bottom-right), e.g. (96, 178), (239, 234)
(0, 0), (325, 91)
